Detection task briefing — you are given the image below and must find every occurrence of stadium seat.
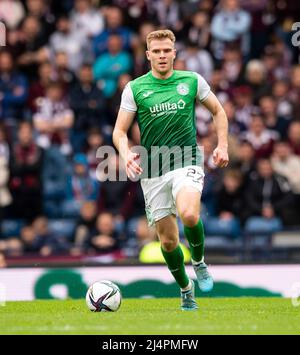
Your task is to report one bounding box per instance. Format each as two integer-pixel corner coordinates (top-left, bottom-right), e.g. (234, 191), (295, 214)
(1, 220), (25, 238)
(42, 147), (70, 199)
(61, 200), (82, 218)
(43, 200), (63, 219)
(48, 219), (77, 239)
(203, 217), (241, 239)
(205, 236), (243, 249)
(244, 217), (283, 234)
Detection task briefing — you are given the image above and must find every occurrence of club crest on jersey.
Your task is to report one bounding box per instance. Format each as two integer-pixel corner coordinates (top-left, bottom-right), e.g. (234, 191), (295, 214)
(177, 83), (189, 96)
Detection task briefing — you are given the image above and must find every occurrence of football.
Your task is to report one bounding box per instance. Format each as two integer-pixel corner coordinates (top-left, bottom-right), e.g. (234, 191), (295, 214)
(86, 280), (122, 312)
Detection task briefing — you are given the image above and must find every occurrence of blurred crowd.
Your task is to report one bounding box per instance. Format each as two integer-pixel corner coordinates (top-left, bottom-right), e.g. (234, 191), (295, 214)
(0, 0), (300, 264)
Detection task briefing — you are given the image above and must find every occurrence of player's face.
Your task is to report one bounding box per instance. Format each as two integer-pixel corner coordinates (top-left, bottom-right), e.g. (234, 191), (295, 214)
(146, 38), (176, 77)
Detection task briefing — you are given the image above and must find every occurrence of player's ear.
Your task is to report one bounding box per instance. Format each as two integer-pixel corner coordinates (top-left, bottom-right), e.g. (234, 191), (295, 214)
(173, 49), (177, 60)
(146, 50), (150, 61)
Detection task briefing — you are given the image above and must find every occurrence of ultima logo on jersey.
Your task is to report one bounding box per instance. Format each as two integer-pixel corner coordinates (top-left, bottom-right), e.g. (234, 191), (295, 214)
(149, 99), (186, 115)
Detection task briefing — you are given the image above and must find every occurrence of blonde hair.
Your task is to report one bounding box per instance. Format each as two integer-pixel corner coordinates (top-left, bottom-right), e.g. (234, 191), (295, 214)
(146, 29), (176, 50)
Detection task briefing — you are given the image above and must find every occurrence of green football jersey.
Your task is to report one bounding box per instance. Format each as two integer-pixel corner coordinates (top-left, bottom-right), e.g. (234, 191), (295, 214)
(120, 70), (210, 177)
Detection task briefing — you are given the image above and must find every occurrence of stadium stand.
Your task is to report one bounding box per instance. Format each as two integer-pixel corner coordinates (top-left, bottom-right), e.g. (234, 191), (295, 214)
(0, 0), (300, 267)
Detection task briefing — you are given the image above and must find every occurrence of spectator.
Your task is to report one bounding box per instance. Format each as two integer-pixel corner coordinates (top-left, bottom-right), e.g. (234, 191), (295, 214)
(224, 99), (246, 136)
(120, 182), (145, 221)
(0, 123), (10, 230)
(174, 58), (187, 71)
(272, 80), (294, 120)
(178, 40), (213, 81)
(0, 123), (9, 163)
(0, 252), (7, 268)
(33, 81), (74, 156)
(262, 44), (291, 83)
(271, 140), (300, 193)
(132, 22), (155, 77)
(211, 0), (251, 60)
(232, 141), (256, 182)
(271, 140), (300, 223)
(221, 46), (244, 86)
(53, 51), (76, 89)
(148, 0), (183, 34)
(50, 0), (74, 15)
(135, 217), (157, 248)
(0, 124), (11, 230)
(209, 67), (230, 95)
(0, 51), (28, 123)
(288, 121), (300, 156)
(70, 0), (104, 38)
(240, 114), (279, 158)
(83, 128), (106, 179)
(42, 146), (69, 218)
(0, 0), (25, 30)
(184, 10), (211, 50)
(49, 15), (93, 72)
(205, 169), (244, 238)
(259, 95), (290, 139)
(92, 6), (133, 58)
(243, 60), (270, 103)
(201, 133), (218, 171)
(0, 144), (12, 232)
(0, 237), (22, 257)
(242, 0), (273, 59)
(32, 216), (70, 256)
(222, 99), (244, 161)
(217, 170), (244, 219)
(107, 73), (132, 126)
(93, 33), (133, 98)
(196, 100), (215, 138)
(88, 212), (121, 254)
(196, 0), (215, 15)
(200, 134), (219, 216)
(63, 153), (99, 217)
(290, 65), (300, 118)
(9, 122), (43, 220)
(27, 61), (54, 113)
(72, 201), (97, 255)
(15, 16), (49, 80)
(232, 85), (255, 128)
(113, 0), (150, 31)
(25, 0), (56, 40)
(97, 154), (131, 221)
(20, 225), (44, 254)
(244, 158), (294, 229)
(69, 64), (106, 137)
(125, 216), (157, 258)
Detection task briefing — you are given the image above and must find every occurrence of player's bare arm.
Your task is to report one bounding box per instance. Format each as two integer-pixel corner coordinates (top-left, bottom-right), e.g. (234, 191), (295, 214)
(202, 92), (229, 168)
(112, 108), (143, 178)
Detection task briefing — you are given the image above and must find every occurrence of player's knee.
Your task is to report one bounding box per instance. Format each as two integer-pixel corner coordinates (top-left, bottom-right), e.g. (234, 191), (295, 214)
(181, 211), (198, 227)
(161, 239), (178, 252)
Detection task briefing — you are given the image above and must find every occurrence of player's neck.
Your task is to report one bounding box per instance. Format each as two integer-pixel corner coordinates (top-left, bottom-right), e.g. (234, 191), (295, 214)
(151, 69), (174, 80)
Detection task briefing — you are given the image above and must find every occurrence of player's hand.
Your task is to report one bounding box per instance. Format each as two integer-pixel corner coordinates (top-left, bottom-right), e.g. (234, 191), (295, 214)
(125, 151), (143, 179)
(213, 146), (229, 168)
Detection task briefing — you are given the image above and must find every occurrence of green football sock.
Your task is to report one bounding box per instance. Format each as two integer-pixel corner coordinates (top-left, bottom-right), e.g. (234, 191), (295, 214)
(161, 245), (189, 289)
(184, 219), (205, 263)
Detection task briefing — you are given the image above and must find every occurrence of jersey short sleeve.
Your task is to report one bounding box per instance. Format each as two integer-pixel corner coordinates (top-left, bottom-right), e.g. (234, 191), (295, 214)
(120, 82), (137, 112)
(195, 73), (211, 102)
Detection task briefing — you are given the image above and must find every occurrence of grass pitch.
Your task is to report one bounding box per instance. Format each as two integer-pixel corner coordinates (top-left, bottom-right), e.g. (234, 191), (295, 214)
(0, 298), (299, 335)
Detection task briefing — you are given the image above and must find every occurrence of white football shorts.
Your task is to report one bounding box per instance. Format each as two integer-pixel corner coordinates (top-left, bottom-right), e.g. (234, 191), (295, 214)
(141, 165), (205, 226)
